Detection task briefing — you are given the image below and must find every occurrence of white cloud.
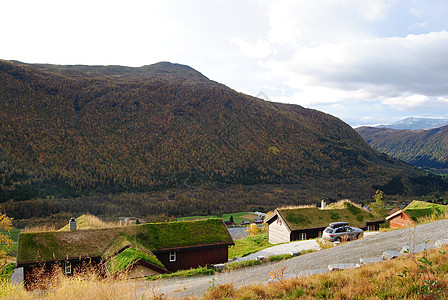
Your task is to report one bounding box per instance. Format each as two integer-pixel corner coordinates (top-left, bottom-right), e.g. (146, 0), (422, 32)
(230, 37), (272, 59)
(381, 94), (430, 111)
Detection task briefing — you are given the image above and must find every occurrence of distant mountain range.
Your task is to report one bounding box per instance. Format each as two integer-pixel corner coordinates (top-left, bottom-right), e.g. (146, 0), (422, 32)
(356, 125), (448, 172)
(1, 60), (446, 221)
(377, 117), (448, 130)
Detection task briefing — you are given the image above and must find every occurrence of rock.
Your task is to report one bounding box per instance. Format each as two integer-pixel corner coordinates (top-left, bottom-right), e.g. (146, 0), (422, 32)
(435, 239), (448, 248)
(400, 243), (427, 255)
(297, 268), (328, 277)
(11, 267), (24, 286)
(328, 263), (360, 271)
(359, 257), (383, 265)
(382, 250), (400, 260)
(289, 250), (301, 257)
(213, 264), (226, 271)
(257, 256), (267, 262)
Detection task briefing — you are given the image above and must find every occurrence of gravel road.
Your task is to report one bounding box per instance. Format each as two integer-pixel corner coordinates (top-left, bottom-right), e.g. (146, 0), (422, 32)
(136, 219), (448, 299)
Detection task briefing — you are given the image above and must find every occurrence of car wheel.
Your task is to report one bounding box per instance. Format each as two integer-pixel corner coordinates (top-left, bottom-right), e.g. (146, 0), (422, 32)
(357, 233), (362, 239)
(335, 237), (341, 242)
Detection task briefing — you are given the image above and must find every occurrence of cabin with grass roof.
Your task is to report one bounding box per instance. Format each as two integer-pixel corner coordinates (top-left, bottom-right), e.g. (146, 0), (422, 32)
(386, 200), (447, 229)
(16, 218), (234, 289)
(264, 201), (384, 244)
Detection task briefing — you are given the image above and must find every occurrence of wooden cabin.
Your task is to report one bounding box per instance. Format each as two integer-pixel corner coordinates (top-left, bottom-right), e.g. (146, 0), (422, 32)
(16, 218), (234, 289)
(265, 201), (384, 244)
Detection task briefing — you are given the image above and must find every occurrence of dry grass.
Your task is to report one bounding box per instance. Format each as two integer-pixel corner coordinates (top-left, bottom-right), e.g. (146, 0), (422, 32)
(326, 199), (364, 210)
(417, 210), (448, 224)
(22, 224), (57, 233)
(203, 246), (448, 299)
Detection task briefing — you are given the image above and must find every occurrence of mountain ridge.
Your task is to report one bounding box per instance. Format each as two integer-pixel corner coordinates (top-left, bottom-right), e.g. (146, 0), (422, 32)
(376, 117), (448, 130)
(1, 59), (444, 221)
(356, 125), (448, 171)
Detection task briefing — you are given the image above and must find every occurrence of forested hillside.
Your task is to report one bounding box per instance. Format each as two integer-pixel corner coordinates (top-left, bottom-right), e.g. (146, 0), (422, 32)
(356, 126), (448, 172)
(0, 60), (443, 223)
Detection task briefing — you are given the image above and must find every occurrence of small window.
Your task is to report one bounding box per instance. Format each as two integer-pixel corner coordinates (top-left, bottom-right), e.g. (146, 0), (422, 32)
(367, 225), (376, 231)
(169, 251), (176, 262)
(299, 233), (307, 240)
(64, 262), (72, 274)
(318, 231), (323, 237)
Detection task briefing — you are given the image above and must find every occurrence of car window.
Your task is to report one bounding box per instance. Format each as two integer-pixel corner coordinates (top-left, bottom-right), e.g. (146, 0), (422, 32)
(324, 228), (333, 233)
(345, 227), (353, 232)
(335, 228), (345, 233)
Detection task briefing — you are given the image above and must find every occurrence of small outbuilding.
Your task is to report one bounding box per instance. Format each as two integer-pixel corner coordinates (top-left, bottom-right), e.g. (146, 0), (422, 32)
(386, 200), (447, 229)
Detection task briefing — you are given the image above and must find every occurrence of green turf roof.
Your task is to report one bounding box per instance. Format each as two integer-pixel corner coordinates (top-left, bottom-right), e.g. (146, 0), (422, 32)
(17, 218), (233, 265)
(403, 200), (447, 222)
(106, 247), (165, 276)
(277, 202), (382, 231)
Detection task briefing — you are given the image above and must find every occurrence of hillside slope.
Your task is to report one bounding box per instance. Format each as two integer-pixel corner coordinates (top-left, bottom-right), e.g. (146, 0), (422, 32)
(0, 60), (438, 220)
(356, 126), (448, 171)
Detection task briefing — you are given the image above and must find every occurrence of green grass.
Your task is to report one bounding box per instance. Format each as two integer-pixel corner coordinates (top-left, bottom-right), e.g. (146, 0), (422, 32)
(0, 264), (15, 282)
(228, 233), (271, 258)
(177, 212), (256, 225)
(0, 229), (20, 243)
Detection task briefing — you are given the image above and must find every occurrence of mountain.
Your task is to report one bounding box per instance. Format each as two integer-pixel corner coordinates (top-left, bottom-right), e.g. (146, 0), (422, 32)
(356, 125), (448, 172)
(377, 117), (448, 130)
(0, 60), (443, 222)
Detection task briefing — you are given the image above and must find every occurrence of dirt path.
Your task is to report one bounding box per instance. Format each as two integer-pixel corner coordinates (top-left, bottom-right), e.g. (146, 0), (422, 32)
(134, 219), (448, 299)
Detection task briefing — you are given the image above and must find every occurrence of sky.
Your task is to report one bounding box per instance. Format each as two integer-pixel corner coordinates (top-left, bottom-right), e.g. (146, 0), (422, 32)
(2, 0), (448, 127)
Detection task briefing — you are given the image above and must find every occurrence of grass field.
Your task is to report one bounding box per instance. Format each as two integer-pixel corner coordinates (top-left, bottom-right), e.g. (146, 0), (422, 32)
(177, 211), (259, 225)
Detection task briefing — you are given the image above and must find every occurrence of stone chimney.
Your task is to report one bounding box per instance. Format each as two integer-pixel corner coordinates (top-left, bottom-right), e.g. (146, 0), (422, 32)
(321, 199), (327, 210)
(69, 218), (77, 231)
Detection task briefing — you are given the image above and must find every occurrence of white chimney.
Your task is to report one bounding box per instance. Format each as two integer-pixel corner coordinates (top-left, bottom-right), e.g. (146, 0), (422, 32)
(321, 200), (327, 209)
(69, 218), (77, 231)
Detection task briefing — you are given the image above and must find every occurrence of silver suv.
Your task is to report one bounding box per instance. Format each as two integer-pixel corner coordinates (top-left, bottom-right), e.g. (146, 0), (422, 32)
(323, 222), (363, 242)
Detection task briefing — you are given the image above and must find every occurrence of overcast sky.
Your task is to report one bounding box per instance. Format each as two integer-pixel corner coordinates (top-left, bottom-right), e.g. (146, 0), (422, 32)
(2, 0), (448, 127)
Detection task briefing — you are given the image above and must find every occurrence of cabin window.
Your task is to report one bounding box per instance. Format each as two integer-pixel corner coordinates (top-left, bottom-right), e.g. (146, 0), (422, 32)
(367, 225), (376, 231)
(318, 231), (323, 238)
(277, 218), (282, 226)
(299, 233), (307, 240)
(169, 251), (176, 262)
(64, 262), (72, 274)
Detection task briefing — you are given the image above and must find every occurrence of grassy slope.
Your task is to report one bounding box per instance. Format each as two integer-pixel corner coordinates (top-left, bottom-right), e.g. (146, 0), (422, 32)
(228, 233), (271, 258)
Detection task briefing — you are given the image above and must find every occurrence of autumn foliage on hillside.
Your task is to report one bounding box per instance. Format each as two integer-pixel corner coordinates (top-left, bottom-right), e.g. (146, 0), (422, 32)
(0, 60), (441, 221)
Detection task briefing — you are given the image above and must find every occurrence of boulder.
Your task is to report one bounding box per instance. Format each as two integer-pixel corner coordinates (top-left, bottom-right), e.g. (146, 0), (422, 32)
(328, 263), (360, 271)
(257, 256), (268, 262)
(382, 250), (400, 260)
(359, 257), (383, 265)
(435, 239), (448, 248)
(289, 250), (301, 257)
(400, 243), (427, 255)
(213, 264), (226, 271)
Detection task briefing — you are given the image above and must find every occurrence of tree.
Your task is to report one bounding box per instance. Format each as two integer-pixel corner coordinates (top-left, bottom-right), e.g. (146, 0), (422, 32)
(0, 212), (13, 271)
(245, 224), (260, 236)
(369, 190), (388, 217)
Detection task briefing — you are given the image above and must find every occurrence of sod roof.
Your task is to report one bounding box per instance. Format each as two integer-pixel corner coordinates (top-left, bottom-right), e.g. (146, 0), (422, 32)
(275, 201), (383, 231)
(403, 200), (447, 222)
(17, 218), (234, 265)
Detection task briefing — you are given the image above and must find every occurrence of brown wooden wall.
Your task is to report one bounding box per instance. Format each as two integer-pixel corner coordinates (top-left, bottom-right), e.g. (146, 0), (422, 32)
(22, 258), (104, 290)
(155, 245), (229, 272)
(388, 212), (415, 229)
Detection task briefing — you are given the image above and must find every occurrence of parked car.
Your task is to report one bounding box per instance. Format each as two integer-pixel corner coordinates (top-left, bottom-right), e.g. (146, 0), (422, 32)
(322, 222), (363, 242)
